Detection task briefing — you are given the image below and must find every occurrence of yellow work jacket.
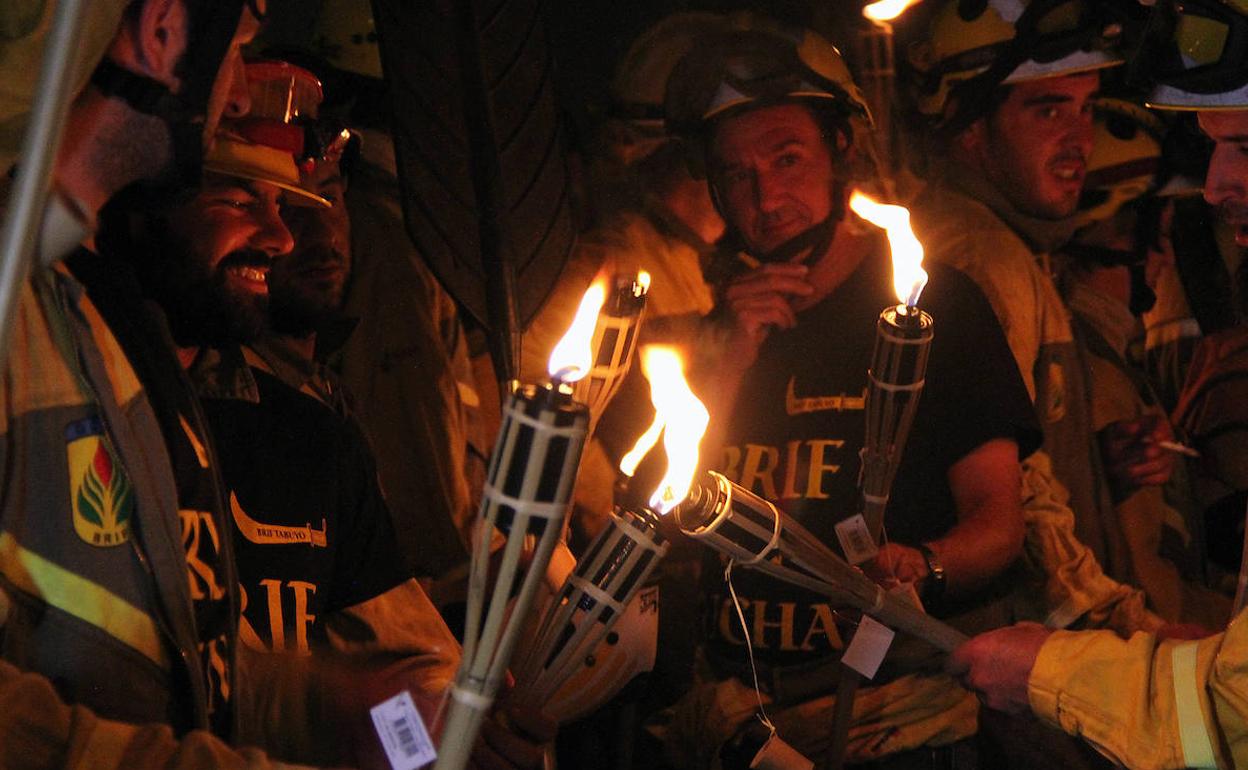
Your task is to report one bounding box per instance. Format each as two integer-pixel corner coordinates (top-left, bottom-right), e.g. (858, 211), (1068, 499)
(1031, 607), (1248, 769)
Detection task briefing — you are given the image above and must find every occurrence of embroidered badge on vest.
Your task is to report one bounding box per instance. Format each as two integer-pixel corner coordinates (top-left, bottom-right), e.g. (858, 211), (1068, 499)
(66, 416), (134, 546)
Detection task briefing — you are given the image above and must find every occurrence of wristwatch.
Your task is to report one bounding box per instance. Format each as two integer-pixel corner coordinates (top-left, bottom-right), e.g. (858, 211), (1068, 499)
(917, 543), (946, 609)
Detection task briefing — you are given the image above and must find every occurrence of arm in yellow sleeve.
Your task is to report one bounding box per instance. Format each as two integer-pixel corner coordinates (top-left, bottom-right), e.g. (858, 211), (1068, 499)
(1030, 612), (1248, 770)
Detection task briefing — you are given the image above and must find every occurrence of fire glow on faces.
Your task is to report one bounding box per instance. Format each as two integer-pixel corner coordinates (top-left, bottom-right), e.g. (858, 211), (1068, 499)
(1198, 110), (1248, 247)
(154, 175), (295, 347)
(270, 164), (352, 334)
(969, 71), (1100, 220)
(709, 103), (837, 257)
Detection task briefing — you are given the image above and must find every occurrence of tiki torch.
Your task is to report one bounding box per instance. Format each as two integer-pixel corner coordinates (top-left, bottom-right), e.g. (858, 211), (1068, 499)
(511, 345), (707, 720)
(571, 271), (649, 432)
(671, 472), (966, 652)
(847, 190), (932, 542)
(433, 285), (603, 770)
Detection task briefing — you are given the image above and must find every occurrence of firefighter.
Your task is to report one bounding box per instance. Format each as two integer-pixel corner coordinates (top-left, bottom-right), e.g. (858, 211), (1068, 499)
(655, 19), (1039, 768)
(1056, 97), (1230, 629)
(0, 1), (327, 768)
(951, 2), (1248, 767)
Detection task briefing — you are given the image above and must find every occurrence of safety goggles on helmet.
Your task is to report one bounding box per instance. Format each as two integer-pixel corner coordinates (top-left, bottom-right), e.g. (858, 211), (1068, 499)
(665, 24), (871, 138)
(205, 60), (338, 207)
(1141, 0), (1248, 110)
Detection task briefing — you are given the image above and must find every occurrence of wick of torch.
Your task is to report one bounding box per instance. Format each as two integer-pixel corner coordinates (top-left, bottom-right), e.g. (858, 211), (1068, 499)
(848, 190), (928, 311)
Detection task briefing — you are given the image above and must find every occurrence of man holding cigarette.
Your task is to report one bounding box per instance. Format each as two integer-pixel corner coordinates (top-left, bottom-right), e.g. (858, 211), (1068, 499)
(950, 1), (1248, 766)
(656, 19), (1039, 769)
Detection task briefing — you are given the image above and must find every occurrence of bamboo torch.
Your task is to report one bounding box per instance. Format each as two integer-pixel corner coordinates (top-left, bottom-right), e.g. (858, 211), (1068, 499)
(847, 190), (932, 542)
(433, 283), (605, 770)
(671, 472), (966, 652)
(512, 345), (707, 720)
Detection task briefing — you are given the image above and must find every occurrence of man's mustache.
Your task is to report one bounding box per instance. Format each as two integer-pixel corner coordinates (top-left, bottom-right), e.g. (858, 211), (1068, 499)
(1219, 202), (1248, 225)
(289, 244), (348, 272)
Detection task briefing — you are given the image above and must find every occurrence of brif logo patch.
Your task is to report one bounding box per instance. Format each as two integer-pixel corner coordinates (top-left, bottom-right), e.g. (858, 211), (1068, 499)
(66, 416), (134, 546)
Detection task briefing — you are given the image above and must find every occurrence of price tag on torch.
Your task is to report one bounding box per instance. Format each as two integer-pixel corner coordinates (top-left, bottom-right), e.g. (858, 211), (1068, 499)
(370, 690), (437, 770)
(833, 514), (879, 565)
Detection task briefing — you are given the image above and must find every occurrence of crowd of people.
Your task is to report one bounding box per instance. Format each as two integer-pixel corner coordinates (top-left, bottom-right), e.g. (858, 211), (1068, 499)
(1, 0), (1247, 768)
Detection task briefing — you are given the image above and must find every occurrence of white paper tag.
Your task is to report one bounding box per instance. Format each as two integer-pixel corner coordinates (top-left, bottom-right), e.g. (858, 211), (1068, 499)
(750, 731), (815, 770)
(370, 690), (437, 770)
(833, 514), (879, 565)
(841, 616), (895, 680)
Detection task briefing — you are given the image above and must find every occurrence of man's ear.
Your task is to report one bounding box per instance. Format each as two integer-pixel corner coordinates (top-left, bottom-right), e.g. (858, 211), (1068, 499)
(112, 0), (188, 89)
(953, 117), (987, 160)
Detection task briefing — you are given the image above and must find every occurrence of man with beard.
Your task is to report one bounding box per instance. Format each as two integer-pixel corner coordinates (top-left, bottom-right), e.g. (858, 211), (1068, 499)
(950, 6), (1248, 765)
(656, 21), (1040, 769)
(107, 82), (551, 766)
(0, 3), (310, 768)
(902, 0), (1177, 594)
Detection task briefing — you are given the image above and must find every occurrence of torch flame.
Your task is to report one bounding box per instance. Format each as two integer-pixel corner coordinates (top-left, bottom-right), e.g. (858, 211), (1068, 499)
(619, 416), (662, 478)
(618, 346), (710, 514)
(635, 270), (652, 297)
(862, 0), (920, 22)
(547, 280), (607, 383)
(848, 190), (928, 308)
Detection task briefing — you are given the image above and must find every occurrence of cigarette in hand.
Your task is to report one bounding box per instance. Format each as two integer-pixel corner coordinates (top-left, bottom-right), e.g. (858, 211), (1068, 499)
(1156, 440), (1200, 458)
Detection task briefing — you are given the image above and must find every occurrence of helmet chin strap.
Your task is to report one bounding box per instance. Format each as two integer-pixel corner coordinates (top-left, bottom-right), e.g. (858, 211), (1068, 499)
(88, 1), (248, 188)
(90, 59), (205, 187)
(751, 213), (838, 265)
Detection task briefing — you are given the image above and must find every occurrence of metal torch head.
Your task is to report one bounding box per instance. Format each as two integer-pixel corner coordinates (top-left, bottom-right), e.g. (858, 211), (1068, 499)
(570, 272), (649, 423)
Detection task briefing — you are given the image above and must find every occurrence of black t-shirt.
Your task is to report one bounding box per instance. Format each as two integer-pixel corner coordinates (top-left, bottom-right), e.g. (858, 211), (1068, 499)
(200, 366), (409, 654)
(705, 251), (1039, 671)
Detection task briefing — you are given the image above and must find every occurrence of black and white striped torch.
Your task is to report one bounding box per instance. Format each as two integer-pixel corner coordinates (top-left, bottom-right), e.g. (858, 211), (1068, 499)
(571, 271), (649, 432)
(434, 284), (606, 770)
(512, 345), (707, 720)
(848, 190), (932, 542)
(671, 471), (965, 652)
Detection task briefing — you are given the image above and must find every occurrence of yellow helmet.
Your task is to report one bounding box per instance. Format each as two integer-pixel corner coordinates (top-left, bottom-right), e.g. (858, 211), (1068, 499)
(1074, 98), (1164, 228)
(664, 19), (871, 138)
(204, 61), (332, 207)
(908, 0), (1123, 129)
(610, 13), (732, 132)
(313, 0), (382, 81)
(1143, 0), (1248, 110)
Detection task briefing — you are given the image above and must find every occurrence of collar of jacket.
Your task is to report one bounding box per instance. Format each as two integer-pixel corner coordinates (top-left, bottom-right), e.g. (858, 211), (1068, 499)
(187, 346), (260, 403)
(1062, 274), (1142, 358)
(941, 161), (1079, 255)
